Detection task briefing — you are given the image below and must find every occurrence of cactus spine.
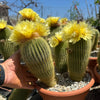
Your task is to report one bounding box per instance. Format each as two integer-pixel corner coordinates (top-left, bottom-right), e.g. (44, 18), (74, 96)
(55, 41), (68, 73)
(8, 89), (32, 100)
(20, 37), (56, 87)
(67, 39), (91, 81)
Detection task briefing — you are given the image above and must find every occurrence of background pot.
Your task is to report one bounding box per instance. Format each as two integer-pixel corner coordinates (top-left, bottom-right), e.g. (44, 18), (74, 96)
(88, 57), (97, 71)
(88, 57), (100, 83)
(90, 64), (100, 83)
(36, 72), (95, 100)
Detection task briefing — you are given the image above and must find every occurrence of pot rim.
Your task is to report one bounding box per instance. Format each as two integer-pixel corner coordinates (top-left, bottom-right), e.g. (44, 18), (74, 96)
(36, 73), (95, 97)
(89, 57), (97, 60)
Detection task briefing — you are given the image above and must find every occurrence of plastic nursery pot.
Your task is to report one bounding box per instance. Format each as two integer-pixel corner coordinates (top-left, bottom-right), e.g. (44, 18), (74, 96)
(91, 64), (100, 83)
(88, 57), (97, 71)
(87, 57), (99, 82)
(36, 72), (95, 100)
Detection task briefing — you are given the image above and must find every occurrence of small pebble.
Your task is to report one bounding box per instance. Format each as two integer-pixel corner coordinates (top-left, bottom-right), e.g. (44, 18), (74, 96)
(46, 72), (91, 92)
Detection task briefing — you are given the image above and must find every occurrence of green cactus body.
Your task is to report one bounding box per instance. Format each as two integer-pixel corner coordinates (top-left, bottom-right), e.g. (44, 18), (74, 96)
(54, 41), (68, 73)
(0, 28), (11, 39)
(20, 37), (56, 87)
(8, 89), (32, 100)
(0, 40), (18, 60)
(92, 31), (99, 51)
(67, 39), (91, 81)
(48, 26), (61, 38)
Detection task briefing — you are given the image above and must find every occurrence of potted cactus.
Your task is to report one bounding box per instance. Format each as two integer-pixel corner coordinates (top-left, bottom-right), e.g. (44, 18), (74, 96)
(7, 8), (95, 100)
(8, 20), (56, 100)
(36, 20), (95, 100)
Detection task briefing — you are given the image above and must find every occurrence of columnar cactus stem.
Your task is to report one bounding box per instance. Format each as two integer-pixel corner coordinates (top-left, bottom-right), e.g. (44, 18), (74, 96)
(0, 28), (11, 39)
(0, 40), (18, 60)
(55, 41), (68, 73)
(20, 37), (56, 87)
(67, 39), (91, 81)
(92, 31), (99, 51)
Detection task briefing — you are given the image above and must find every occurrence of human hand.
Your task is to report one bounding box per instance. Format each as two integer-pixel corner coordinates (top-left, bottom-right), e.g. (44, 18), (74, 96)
(0, 50), (37, 89)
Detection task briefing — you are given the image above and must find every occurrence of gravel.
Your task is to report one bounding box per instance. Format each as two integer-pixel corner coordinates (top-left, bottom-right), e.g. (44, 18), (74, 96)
(37, 72), (91, 92)
(0, 95), (6, 100)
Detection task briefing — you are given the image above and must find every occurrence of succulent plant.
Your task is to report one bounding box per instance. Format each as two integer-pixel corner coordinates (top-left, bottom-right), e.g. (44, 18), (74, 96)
(0, 40), (18, 60)
(49, 32), (68, 74)
(0, 20), (11, 39)
(9, 20), (56, 87)
(62, 21), (92, 81)
(54, 41), (68, 73)
(67, 39), (91, 81)
(0, 19), (19, 60)
(91, 29), (99, 51)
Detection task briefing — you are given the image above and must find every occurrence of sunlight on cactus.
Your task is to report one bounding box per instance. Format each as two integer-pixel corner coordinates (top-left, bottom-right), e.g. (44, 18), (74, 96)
(62, 21), (92, 44)
(9, 20), (50, 43)
(49, 32), (63, 47)
(19, 8), (40, 22)
(46, 17), (60, 27)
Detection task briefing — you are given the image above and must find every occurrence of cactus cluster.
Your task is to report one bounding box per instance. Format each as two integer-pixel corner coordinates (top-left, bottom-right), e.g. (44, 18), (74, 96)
(1, 7), (98, 100)
(0, 20), (18, 60)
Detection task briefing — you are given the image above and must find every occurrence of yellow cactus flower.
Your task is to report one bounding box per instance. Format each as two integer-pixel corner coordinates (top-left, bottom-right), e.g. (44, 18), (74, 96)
(39, 18), (46, 24)
(60, 18), (68, 24)
(7, 25), (14, 30)
(33, 22), (50, 36)
(49, 36), (59, 47)
(46, 17), (60, 27)
(9, 20), (50, 43)
(49, 32), (63, 47)
(62, 21), (92, 44)
(19, 8), (39, 22)
(55, 32), (63, 42)
(0, 19), (7, 30)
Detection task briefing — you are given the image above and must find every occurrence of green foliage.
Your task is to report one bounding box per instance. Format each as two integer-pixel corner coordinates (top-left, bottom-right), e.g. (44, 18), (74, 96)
(67, 0), (80, 20)
(94, 0), (100, 4)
